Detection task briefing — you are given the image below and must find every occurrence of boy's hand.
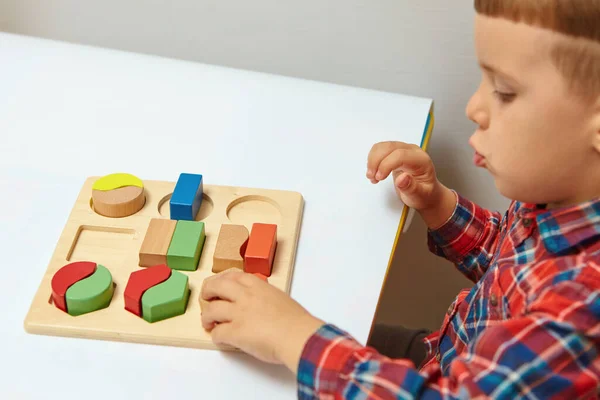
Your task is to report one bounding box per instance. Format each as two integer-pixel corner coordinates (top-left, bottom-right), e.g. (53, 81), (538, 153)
(200, 269), (325, 373)
(367, 141), (457, 229)
(367, 141), (441, 210)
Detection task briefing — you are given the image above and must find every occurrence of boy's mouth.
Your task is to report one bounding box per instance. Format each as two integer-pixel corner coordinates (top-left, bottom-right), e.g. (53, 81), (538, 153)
(473, 151), (486, 167)
(469, 138), (486, 167)
(469, 136), (487, 168)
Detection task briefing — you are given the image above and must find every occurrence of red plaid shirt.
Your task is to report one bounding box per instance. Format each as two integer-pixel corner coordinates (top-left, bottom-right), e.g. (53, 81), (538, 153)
(297, 192), (600, 399)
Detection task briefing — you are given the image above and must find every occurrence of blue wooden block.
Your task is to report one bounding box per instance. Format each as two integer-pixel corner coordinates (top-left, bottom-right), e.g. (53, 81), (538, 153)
(170, 173), (203, 221)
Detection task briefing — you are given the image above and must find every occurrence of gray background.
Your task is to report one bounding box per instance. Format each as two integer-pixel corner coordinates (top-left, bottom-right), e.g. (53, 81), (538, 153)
(0, 0), (510, 331)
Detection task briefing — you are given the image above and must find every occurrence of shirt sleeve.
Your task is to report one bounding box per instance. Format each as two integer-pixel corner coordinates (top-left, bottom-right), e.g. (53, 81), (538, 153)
(297, 273), (600, 399)
(426, 191), (508, 282)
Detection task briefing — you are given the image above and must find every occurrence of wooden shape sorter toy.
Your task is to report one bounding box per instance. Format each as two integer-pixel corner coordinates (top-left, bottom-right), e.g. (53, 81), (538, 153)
(24, 172), (304, 351)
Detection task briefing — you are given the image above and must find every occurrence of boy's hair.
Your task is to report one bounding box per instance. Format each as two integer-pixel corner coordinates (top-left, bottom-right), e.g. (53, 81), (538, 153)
(474, 0), (600, 99)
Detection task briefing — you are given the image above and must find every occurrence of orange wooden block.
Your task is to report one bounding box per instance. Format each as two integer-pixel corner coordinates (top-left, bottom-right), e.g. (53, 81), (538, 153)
(244, 223), (277, 277)
(139, 218), (177, 267)
(212, 224), (249, 273)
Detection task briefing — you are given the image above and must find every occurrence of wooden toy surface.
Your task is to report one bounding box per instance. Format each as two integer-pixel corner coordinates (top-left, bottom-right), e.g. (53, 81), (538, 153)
(24, 177), (304, 350)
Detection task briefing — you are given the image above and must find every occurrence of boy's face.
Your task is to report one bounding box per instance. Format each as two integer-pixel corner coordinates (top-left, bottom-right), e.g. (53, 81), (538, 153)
(467, 15), (600, 206)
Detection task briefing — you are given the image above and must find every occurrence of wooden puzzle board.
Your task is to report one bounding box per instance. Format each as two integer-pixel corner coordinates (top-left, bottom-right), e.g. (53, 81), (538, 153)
(24, 177), (304, 350)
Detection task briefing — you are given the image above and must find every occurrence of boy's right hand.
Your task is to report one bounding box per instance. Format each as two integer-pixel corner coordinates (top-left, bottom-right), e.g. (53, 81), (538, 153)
(367, 141), (441, 211)
(367, 141), (458, 229)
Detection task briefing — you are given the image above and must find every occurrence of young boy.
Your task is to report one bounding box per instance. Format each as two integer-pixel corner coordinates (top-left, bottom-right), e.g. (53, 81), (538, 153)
(200, 1), (600, 398)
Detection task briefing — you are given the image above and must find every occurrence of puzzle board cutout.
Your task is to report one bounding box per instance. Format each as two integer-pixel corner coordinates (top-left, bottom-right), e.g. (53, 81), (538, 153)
(24, 177), (304, 351)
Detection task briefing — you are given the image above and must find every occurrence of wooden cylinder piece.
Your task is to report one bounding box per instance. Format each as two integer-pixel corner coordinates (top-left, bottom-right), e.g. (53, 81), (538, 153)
(91, 173), (146, 218)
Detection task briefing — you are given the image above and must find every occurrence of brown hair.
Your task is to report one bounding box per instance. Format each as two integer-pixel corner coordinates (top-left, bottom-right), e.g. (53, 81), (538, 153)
(474, 0), (600, 98)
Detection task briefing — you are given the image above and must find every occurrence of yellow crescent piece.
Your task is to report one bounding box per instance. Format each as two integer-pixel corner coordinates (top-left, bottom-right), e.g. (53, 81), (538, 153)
(92, 173), (144, 191)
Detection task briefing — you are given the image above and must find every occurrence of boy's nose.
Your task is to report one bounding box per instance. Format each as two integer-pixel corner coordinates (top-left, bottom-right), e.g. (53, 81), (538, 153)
(466, 90), (489, 130)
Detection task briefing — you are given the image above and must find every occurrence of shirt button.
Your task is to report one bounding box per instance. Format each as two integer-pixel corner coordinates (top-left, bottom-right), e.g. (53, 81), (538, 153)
(523, 218), (532, 227)
(447, 304), (454, 315)
(490, 294), (498, 307)
(436, 353), (441, 362)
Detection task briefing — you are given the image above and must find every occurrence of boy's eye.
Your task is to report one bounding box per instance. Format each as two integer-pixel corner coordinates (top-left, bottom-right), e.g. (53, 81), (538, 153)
(493, 90), (516, 103)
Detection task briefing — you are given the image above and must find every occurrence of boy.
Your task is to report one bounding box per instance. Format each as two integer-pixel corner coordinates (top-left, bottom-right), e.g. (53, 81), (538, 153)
(200, 1), (600, 398)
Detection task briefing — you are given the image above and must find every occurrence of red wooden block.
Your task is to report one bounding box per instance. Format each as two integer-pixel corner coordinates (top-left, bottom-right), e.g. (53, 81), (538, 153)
(244, 223), (277, 277)
(51, 261), (97, 312)
(124, 264), (172, 316)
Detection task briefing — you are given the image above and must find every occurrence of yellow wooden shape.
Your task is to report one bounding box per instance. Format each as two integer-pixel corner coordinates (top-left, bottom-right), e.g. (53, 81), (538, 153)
(92, 173), (144, 191)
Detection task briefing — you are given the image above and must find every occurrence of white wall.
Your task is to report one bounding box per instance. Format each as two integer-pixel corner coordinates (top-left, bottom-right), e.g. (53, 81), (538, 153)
(0, 0), (510, 331)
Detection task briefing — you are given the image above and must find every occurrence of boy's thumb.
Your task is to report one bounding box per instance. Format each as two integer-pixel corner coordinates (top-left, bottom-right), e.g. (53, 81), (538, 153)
(396, 173), (413, 191)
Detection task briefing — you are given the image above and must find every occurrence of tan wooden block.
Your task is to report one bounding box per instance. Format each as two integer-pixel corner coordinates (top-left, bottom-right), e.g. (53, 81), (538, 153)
(139, 218), (177, 267)
(212, 224), (249, 273)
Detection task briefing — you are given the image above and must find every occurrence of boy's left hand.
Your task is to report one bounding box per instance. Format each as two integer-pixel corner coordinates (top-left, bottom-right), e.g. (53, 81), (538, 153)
(200, 269), (325, 372)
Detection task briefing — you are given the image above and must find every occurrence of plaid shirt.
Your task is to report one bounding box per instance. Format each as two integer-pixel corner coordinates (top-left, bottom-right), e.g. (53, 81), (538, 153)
(297, 191), (600, 399)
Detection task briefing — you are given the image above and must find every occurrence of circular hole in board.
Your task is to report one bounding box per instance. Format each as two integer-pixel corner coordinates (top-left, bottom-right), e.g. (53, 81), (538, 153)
(226, 195), (281, 225)
(158, 193), (214, 221)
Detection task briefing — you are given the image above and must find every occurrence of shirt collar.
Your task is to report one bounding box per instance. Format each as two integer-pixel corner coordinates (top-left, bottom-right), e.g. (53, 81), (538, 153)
(519, 197), (600, 254)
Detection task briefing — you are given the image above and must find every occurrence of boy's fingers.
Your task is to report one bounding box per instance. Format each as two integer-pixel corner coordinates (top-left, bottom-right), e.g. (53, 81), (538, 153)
(201, 268), (238, 288)
(201, 275), (245, 302)
(367, 142), (412, 178)
(201, 300), (236, 329)
(224, 269), (260, 287)
(202, 268), (249, 291)
(210, 322), (236, 346)
(214, 269), (260, 289)
(392, 169), (404, 182)
(376, 147), (427, 180)
(238, 271), (267, 287)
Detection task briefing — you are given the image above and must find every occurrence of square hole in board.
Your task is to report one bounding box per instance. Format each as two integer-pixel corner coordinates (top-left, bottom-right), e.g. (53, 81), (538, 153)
(66, 226), (136, 268)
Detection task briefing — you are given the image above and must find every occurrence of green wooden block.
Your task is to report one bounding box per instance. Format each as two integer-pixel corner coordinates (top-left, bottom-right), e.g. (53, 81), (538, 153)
(65, 264), (114, 316)
(141, 269), (190, 323)
(167, 220), (205, 271)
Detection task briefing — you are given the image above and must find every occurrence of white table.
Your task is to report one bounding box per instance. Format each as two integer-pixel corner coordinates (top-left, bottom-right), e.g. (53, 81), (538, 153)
(0, 32), (433, 399)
